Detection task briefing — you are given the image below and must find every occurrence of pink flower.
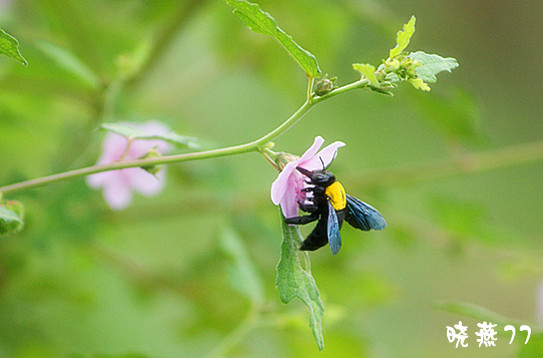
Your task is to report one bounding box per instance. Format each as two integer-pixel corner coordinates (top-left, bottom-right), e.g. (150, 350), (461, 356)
(270, 136), (345, 218)
(86, 121), (173, 210)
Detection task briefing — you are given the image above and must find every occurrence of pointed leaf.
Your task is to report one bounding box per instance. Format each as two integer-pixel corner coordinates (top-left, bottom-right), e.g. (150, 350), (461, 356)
(225, 0), (321, 78)
(408, 51), (459, 83)
(220, 226), (264, 303)
(100, 123), (200, 149)
(36, 41), (100, 89)
(0, 29), (27, 66)
(276, 212), (325, 350)
(389, 16), (416, 59)
(352, 63), (378, 85)
(408, 78), (430, 91)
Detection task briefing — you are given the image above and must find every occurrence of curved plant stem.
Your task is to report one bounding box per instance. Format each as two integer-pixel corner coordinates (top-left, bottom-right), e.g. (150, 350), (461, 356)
(0, 100), (312, 195)
(0, 77), (372, 196)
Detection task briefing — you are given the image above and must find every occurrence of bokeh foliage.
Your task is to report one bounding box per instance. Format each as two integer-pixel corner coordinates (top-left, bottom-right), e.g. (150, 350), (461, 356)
(1, 0), (543, 357)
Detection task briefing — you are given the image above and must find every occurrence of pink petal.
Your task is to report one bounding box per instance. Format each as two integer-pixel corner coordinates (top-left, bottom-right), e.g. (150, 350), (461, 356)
(99, 134), (129, 163)
(137, 120), (173, 154)
(102, 174), (133, 210)
(281, 179), (300, 218)
(300, 141), (345, 171)
(130, 168), (166, 196)
(298, 136), (324, 163)
(270, 161), (298, 205)
(86, 171), (112, 188)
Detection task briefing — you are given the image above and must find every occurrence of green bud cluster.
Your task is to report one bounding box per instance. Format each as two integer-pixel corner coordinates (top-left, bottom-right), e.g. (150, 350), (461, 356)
(376, 55), (429, 92)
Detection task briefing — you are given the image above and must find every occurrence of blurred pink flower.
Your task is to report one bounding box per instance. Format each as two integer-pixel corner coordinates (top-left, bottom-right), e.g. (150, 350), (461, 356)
(270, 136), (345, 218)
(86, 121), (173, 210)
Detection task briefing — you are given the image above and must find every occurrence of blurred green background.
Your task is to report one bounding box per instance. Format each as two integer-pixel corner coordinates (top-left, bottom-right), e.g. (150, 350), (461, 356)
(1, 0), (542, 357)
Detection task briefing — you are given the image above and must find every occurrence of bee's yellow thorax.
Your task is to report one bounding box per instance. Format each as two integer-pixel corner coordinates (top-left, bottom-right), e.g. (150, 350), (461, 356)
(325, 181), (346, 211)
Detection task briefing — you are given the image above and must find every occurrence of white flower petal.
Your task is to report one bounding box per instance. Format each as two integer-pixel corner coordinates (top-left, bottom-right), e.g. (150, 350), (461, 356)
(270, 161), (297, 205)
(298, 136), (324, 164)
(102, 173), (133, 210)
(301, 141), (345, 171)
(130, 168), (166, 196)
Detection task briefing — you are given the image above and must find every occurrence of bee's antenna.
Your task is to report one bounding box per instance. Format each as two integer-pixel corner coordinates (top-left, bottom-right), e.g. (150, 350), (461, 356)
(319, 157), (325, 170)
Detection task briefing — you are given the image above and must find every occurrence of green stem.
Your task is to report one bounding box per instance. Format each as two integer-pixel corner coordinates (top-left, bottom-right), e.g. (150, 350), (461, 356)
(0, 142), (256, 195)
(0, 100), (313, 195)
(0, 78), (369, 196)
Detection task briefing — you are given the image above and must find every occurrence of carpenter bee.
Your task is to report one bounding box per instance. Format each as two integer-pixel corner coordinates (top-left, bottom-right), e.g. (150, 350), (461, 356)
(285, 166), (386, 254)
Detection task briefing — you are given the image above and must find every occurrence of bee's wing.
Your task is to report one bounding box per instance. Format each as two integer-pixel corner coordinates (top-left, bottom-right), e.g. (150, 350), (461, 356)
(327, 201), (342, 255)
(345, 194), (387, 231)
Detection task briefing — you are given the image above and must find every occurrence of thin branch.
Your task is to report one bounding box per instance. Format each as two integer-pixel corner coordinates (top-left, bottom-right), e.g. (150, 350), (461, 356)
(0, 99), (314, 195)
(355, 140), (543, 188)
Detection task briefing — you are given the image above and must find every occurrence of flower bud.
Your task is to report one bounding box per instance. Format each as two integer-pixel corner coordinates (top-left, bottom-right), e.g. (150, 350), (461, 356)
(315, 79), (333, 96)
(386, 59), (401, 72)
(139, 147), (163, 175)
(314, 75), (337, 96)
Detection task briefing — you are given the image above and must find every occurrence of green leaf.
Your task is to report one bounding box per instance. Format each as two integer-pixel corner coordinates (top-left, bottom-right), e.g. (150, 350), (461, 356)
(224, 0), (321, 78)
(352, 63), (378, 85)
(100, 123), (200, 149)
(408, 51), (459, 83)
(408, 78), (430, 91)
(389, 16), (416, 59)
(220, 226), (264, 303)
(276, 212), (325, 350)
(0, 29), (28, 66)
(0, 205), (24, 235)
(36, 41), (100, 89)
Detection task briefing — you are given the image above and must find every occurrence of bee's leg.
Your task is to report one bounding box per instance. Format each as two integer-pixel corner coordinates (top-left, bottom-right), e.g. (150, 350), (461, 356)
(298, 202), (319, 212)
(285, 212), (319, 225)
(302, 186), (325, 194)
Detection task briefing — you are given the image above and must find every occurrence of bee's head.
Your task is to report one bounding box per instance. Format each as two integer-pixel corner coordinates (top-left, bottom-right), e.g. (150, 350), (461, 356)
(296, 166), (336, 186)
